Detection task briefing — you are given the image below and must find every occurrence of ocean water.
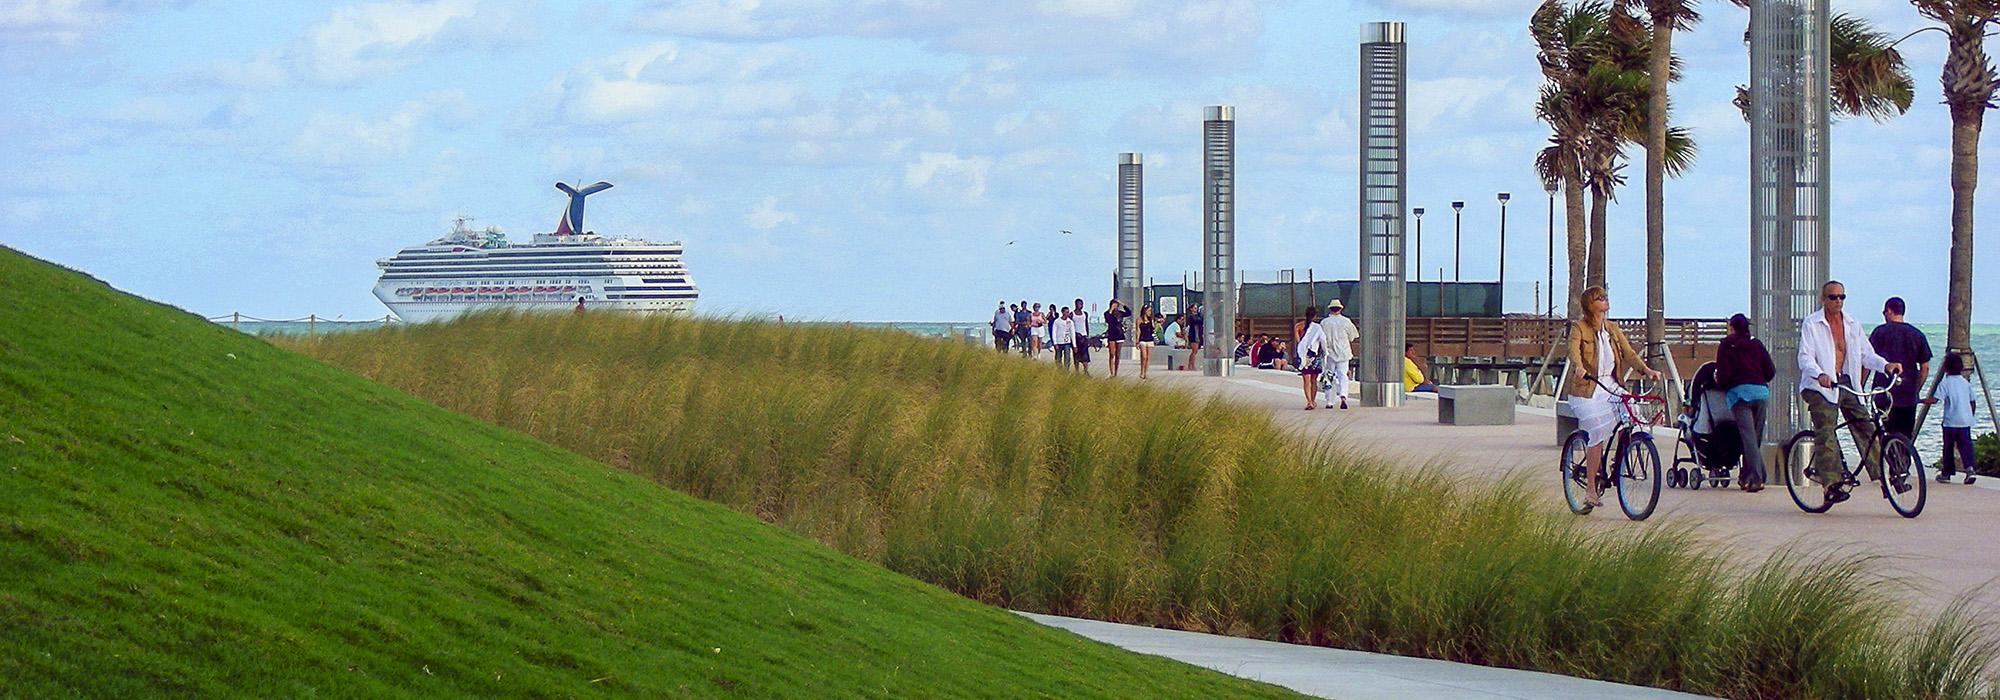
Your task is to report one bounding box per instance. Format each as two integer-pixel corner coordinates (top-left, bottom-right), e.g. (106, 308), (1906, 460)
(218, 318), (982, 340)
(1906, 325), (1998, 460)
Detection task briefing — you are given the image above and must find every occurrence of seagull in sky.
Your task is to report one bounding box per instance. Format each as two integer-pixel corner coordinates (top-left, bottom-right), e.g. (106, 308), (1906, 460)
(1059, 229), (1073, 235)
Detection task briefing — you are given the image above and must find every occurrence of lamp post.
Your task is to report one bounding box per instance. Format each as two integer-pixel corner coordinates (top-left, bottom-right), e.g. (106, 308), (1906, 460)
(1544, 181), (1558, 317)
(1451, 201), (1465, 282)
(1413, 207), (1425, 283)
(1497, 192), (1510, 313)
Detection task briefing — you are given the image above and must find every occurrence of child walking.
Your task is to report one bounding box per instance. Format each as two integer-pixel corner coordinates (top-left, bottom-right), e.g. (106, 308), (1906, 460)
(1927, 352), (1980, 484)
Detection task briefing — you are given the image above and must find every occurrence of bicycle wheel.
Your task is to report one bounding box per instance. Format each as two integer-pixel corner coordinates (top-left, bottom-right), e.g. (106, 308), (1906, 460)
(1618, 433), (1663, 521)
(1782, 431), (1833, 513)
(1560, 430), (1594, 514)
(1880, 434), (1927, 518)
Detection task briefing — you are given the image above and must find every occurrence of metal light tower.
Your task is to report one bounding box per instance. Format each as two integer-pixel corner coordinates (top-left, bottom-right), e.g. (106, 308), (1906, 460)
(1202, 105), (1236, 377)
(1750, 0), (1832, 443)
(1497, 191), (1511, 312)
(1358, 21), (1408, 407)
(1545, 181), (1558, 317)
(1116, 152), (1144, 357)
(1451, 200), (1465, 282)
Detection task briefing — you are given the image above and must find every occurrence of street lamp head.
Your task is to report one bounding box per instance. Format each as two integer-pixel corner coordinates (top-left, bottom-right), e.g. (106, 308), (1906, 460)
(1413, 207), (1425, 218)
(1543, 181), (1559, 195)
(1497, 192), (1511, 204)
(1451, 201), (1464, 212)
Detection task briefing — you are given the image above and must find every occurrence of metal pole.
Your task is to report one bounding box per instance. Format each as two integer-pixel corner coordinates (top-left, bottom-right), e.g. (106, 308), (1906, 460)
(232, 311), (239, 333)
(309, 313), (317, 337)
(1413, 208), (1425, 284)
(1497, 192), (1510, 313)
(1451, 201), (1464, 282)
(1546, 184), (1557, 317)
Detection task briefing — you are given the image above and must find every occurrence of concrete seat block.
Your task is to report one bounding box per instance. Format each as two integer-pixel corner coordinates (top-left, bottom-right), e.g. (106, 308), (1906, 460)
(1437, 384), (1515, 426)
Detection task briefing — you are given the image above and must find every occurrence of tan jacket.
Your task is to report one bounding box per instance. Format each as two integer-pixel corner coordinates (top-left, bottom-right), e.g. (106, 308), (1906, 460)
(1566, 320), (1645, 398)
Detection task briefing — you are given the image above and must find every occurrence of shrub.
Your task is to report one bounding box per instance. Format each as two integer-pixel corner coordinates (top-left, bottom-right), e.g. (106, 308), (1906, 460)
(295, 313), (2000, 699)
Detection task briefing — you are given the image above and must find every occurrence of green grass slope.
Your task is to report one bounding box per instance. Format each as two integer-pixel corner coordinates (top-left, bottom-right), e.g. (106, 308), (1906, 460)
(0, 247), (1294, 698)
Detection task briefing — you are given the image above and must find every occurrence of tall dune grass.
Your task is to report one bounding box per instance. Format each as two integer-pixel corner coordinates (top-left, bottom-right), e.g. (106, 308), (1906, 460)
(294, 312), (1999, 699)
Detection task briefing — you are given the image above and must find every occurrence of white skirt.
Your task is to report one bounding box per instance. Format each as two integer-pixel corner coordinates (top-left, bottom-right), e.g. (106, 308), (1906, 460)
(1572, 389), (1622, 447)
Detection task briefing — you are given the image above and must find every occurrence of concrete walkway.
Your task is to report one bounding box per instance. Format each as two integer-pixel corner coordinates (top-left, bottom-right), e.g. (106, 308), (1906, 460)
(1021, 612), (1714, 699)
(1131, 361), (2000, 620)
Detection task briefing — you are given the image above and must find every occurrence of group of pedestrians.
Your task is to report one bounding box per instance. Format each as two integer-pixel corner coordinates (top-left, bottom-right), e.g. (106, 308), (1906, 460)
(992, 298), (1161, 377)
(1288, 300), (1360, 411)
(1564, 281), (1982, 509)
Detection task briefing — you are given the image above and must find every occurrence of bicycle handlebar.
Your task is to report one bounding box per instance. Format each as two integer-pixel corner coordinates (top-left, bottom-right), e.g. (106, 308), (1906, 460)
(1834, 372), (1900, 398)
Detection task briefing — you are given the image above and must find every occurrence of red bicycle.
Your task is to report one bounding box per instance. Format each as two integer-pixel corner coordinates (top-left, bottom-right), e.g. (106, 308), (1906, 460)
(1560, 377), (1668, 520)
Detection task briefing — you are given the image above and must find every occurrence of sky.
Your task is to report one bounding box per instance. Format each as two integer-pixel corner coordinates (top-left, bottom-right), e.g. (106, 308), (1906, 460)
(1, 0), (1994, 324)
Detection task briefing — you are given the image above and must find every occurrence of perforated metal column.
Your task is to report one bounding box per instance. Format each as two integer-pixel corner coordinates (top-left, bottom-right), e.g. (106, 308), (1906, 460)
(1203, 105), (1236, 377)
(1117, 153), (1144, 351)
(1358, 22), (1407, 407)
(1750, 0), (1831, 442)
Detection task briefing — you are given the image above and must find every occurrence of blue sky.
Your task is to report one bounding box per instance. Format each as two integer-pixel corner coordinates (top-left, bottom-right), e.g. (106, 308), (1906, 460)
(2, 0), (1993, 323)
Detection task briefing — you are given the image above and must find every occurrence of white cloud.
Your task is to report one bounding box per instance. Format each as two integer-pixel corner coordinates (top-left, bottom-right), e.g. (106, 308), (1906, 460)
(197, 0), (521, 87)
(903, 152), (991, 204)
(630, 0), (1268, 76)
(286, 92), (472, 168)
(744, 196), (798, 229)
(0, 0), (182, 46)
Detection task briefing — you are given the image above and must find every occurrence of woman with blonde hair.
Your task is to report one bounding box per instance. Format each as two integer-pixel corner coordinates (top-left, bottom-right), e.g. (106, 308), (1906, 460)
(1566, 286), (1662, 509)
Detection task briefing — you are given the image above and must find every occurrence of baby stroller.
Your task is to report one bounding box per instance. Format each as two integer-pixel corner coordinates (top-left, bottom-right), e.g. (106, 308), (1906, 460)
(1670, 362), (1742, 489)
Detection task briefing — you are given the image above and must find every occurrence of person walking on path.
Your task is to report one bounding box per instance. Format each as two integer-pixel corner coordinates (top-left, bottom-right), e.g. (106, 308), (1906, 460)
(1071, 299), (1092, 375)
(992, 302), (1014, 354)
(1136, 303), (1160, 380)
(1296, 308), (1328, 410)
(1015, 301), (1032, 357)
(1566, 286), (1664, 509)
(1716, 313), (1777, 492)
(1104, 300), (1129, 377)
(1053, 308), (1076, 369)
(1181, 303), (1204, 371)
(1030, 303), (1047, 357)
(1926, 352), (1981, 484)
(1318, 300), (1360, 409)
(1798, 280), (1905, 505)
(1869, 296), (1932, 443)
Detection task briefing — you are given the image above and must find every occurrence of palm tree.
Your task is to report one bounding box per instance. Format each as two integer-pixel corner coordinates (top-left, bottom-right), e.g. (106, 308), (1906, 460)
(1533, 0), (1611, 318)
(1910, 0), (1998, 355)
(1533, 1), (1671, 315)
(1625, 0), (1701, 366)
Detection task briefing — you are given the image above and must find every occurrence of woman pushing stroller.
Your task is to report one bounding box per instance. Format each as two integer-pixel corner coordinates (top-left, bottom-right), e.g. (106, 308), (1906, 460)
(1715, 314), (1777, 492)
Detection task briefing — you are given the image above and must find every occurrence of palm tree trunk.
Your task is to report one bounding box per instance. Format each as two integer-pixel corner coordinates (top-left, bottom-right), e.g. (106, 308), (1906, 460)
(1565, 176), (1588, 318)
(1947, 106), (1980, 351)
(1588, 183), (1609, 291)
(1645, 19), (1673, 367)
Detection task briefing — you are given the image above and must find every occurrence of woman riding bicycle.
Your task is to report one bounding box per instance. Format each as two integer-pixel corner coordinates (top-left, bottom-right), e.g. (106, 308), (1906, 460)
(1566, 286), (1664, 508)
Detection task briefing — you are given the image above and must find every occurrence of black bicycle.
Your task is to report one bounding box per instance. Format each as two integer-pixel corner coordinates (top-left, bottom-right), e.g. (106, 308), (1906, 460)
(1560, 377), (1666, 520)
(1778, 375), (1926, 518)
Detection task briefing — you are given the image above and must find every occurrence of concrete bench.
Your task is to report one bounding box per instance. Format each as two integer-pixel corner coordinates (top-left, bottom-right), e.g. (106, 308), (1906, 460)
(1437, 385), (1515, 426)
(1555, 399), (1578, 446)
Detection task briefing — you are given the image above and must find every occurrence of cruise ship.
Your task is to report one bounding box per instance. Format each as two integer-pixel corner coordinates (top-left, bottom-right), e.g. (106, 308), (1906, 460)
(372, 181), (697, 323)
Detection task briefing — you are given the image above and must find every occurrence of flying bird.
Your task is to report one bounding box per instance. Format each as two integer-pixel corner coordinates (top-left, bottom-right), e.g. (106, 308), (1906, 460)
(1006, 240), (1017, 246)
(1059, 229), (1073, 235)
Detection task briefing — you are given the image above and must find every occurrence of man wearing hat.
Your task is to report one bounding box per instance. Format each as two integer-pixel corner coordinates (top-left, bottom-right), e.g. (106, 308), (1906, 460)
(1318, 299), (1361, 409)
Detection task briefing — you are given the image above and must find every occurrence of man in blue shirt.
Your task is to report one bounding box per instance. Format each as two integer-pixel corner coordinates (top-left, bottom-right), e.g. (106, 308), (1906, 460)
(1013, 300), (1032, 355)
(1868, 296), (1932, 441)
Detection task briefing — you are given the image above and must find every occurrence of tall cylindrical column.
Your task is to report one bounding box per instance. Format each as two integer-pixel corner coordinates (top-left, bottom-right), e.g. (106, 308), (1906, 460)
(1357, 22), (1407, 407)
(1750, 0), (1831, 444)
(1117, 153), (1144, 357)
(1203, 105), (1236, 377)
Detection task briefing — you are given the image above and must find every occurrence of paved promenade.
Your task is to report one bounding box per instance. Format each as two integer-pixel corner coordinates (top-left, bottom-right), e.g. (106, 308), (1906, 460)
(1023, 612), (1714, 699)
(1134, 363), (2000, 619)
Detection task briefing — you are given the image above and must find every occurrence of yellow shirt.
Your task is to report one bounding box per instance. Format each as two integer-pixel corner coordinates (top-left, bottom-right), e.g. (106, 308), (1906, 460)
(1403, 357), (1426, 392)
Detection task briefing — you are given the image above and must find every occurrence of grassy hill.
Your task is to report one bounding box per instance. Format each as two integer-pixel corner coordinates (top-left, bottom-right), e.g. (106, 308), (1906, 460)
(0, 247), (1295, 698)
(293, 303), (2000, 699)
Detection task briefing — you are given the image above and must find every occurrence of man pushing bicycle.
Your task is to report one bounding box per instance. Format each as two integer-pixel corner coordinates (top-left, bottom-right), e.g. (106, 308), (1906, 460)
(1798, 280), (1905, 505)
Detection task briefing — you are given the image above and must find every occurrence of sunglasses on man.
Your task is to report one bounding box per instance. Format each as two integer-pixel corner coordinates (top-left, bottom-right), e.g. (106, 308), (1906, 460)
(1825, 294), (1847, 300)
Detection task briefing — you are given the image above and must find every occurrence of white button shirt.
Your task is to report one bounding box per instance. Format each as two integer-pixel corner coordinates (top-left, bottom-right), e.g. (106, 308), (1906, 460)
(1319, 313), (1359, 362)
(1797, 308), (1888, 402)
